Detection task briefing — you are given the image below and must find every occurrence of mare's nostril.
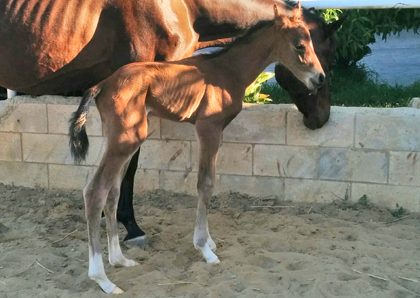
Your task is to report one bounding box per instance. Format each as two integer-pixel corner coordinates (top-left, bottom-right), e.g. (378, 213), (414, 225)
(310, 73), (325, 89)
(318, 73), (325, 85)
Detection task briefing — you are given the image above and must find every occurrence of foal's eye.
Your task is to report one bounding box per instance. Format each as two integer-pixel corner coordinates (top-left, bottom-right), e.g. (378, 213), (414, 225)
(295, 44), (305, 51)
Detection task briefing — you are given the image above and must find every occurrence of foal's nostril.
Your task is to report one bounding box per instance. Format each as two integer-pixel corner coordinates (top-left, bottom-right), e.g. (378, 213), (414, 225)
(318, 73), (325, 85)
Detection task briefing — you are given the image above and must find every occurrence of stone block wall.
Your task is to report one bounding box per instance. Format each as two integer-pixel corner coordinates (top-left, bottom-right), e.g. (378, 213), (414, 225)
(1, 96), (419, 212)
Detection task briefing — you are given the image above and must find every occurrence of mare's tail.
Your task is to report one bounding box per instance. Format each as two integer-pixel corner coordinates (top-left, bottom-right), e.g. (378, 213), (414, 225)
(68, 86), (101, 164)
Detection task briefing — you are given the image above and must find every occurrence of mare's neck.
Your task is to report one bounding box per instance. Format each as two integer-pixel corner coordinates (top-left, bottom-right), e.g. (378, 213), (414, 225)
(208, 27), (280, 90)
(187, 0), (293, 40)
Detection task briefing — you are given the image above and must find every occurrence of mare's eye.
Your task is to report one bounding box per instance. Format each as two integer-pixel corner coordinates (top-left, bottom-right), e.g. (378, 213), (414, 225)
(295, 44), (305, 51)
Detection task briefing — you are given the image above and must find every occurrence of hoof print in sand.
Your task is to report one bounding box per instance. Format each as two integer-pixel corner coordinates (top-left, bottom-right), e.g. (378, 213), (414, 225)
(0, 222), (9, 234)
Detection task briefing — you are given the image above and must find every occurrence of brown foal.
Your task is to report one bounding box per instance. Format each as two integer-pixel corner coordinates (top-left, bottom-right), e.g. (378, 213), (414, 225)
(69, 4), (324, 294)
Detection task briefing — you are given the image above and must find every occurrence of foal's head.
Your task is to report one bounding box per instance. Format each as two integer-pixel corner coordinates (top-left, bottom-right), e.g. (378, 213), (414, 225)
(271, 3), (325, 93)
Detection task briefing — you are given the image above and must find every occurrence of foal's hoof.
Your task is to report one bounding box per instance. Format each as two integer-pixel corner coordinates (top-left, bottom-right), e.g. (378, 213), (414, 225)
(207, 238), (217, 252)
(208, 257), (220, 264)
(111, 286), (124, 294)
(124, 235), (147, 248)
(110, 257), (137, 267)
(196, 243), (220, 264)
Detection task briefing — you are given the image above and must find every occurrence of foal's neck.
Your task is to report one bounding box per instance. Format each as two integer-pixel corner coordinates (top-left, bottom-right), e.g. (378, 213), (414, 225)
(210, 27), (280, 90)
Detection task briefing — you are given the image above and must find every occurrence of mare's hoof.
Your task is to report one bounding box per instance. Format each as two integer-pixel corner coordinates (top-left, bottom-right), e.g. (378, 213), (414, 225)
(111, 286), (124, 294)
(123, 235), (147, 248)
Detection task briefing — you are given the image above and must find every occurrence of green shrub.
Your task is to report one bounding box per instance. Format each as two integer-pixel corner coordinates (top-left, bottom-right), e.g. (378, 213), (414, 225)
(261, 65), (420, 107)
(358, 194), (368, 206)
(388, 203), (407, 218)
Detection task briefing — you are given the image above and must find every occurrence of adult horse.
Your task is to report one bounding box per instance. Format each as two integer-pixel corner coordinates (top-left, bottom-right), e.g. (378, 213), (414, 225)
(0, 0), (344, 246)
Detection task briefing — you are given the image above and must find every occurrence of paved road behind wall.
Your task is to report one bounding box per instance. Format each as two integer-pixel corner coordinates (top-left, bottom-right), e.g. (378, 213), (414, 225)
(361, 30), (420, 86)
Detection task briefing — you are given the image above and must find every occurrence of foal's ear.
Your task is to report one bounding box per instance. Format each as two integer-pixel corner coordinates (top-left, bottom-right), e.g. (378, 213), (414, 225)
(291, 2), (303, 21)
(274, 4), (288, 27)
(273, 4), (279, 17)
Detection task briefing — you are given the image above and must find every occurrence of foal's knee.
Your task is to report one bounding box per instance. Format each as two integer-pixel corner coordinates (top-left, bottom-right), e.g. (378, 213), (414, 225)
(197, 177), (214, 197)
(103, 204), (117, 218)
(104, 187), (120, 213)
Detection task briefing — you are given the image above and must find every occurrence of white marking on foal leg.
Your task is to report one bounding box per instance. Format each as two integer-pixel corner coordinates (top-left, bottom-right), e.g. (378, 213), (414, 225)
(206, 224), (217, 252)
(194, 241), (220, 264)
(193, 239), (219, 264)
(89, 253), (123, 294)
(194, 224), (219, 264)
(108, 236), (137, 267)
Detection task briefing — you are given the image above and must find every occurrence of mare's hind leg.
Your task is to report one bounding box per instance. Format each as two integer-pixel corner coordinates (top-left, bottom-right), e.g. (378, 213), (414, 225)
(193, 121), (222, 264)
(105, 160), (138, 267)
(117, 148), (147, 247)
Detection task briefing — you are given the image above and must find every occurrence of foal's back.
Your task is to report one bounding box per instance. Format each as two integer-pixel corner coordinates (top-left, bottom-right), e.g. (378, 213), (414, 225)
(96, 56), (235, 126)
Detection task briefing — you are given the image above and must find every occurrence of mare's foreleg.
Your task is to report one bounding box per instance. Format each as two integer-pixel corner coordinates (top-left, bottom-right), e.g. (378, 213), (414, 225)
(193, 121), (222, 264)
(117, 148), (147, 247)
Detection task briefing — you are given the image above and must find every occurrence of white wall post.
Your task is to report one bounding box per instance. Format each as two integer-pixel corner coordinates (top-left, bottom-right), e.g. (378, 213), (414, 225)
(299, 0), (420, 9)
(7, 89), (17, 99)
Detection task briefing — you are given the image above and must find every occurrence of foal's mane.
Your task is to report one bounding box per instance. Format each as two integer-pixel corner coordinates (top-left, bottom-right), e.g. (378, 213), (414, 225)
(201, 19), (275, 60)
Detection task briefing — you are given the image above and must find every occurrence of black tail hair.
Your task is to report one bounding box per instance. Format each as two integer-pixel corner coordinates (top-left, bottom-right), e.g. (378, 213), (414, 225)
(68, 87), (101, 164)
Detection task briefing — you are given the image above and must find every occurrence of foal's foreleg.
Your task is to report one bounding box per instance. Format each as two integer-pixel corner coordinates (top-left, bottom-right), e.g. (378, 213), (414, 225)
(193, 122), (222, 264)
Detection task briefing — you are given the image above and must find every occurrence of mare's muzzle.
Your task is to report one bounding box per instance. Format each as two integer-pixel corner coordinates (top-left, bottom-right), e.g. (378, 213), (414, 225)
(307, 72), (325, 92)
(303, 108), (330, 130)
(310, 73), (325, 88)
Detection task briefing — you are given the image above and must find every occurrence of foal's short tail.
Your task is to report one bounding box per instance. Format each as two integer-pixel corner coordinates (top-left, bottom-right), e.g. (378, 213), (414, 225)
(68, 86), (101, 164)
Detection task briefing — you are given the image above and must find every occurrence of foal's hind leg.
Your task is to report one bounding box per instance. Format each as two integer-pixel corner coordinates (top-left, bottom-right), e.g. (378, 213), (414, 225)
(193, 121), (222, 264)
(84, 161), (123, 294)
(105, 161), (138, 267)
(85, 148), (139, 294)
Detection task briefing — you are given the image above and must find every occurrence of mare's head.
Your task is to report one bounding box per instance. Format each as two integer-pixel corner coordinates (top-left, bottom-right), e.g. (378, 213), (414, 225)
(271, 3), (325, 95)
(275, 2), (346, 129)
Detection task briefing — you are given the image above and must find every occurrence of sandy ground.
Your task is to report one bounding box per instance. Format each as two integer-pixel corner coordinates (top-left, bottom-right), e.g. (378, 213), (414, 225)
(0, 184), (419, 298)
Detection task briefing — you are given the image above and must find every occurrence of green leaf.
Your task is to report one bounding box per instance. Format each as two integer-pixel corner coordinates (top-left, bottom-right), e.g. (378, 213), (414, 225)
(244, 72), (276, 104)
(255, 72), (275, 84)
